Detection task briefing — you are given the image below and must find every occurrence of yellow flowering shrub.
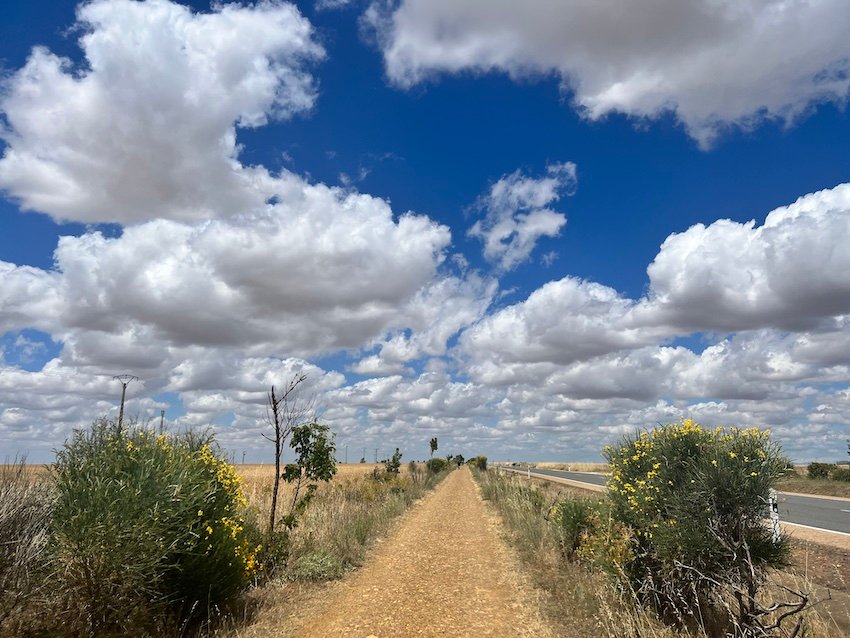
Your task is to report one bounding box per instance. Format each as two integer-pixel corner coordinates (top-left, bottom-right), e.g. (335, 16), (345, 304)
(52, 419), (260, 635)
(603, 419), (790, 627)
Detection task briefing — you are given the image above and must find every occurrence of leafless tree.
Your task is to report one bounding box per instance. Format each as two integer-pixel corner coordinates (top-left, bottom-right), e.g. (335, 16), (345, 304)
(262, 373), (311, 538)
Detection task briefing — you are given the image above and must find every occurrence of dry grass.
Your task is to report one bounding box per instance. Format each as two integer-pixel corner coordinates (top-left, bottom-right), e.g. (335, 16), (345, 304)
(530, 462), (610, 473)
(236, 463), (381, 512)
(475, 468), (684, 637)
(777, 474), (850, 498)
(0, 460), (52, 635)
(475, 468), (850, 638)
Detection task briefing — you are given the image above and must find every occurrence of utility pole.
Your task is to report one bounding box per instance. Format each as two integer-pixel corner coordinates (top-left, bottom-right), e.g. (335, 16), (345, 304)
(374, 448), (378, 463)
(345, 444), (348, 464)
(242, 450), (246, 465)
(113, 375), (138, 430)
(159, 409), (165, 434)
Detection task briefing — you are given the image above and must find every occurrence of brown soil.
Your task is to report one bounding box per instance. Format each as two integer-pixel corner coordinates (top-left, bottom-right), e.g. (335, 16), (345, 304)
(243, 467), (556, 638)
(789, 538), (850, 592)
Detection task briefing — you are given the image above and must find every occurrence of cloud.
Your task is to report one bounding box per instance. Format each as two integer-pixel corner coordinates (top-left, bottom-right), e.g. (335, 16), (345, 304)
(0, 262), (62, 334)
(316, 0), (354, 10)
(2, 1), (849, 464)
(6, 172), (449, 361)
(351, 271), (497, 375)
(469, 162), (575, 270)
(636, 183), (850, 333)
(0, 0), (324, 224)
(368, 0), (850, 145)
(460, 277), (651, 384)
(456, 182), (850, 415)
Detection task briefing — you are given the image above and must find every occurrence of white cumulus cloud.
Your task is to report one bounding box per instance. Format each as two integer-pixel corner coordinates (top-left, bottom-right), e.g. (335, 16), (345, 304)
(6, 172), (450, 360)
(0, 0), (324, 224)
(636, 183), (850, 333)
(368, 0), (850, 146)
(469, 162), (575, 271)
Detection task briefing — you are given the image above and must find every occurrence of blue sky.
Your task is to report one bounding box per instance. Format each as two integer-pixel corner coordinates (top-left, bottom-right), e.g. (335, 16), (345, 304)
(2, 0), (850, 464)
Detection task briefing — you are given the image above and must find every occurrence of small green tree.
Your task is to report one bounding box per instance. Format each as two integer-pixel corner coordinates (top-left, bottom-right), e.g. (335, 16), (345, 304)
(281, 422), (337, 530)
(429, 437), (438, 459)
(384, 448), (402, 474)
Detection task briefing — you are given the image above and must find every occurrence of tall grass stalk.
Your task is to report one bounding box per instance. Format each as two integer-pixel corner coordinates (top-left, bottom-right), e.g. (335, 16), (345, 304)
(0, 458), (52, 632)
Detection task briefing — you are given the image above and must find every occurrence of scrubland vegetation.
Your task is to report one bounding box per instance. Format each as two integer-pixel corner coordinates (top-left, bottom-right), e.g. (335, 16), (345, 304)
(478, 420), (850, 638)
(770, 462), (850, 498)
(6, 411), (850, 637)
(0, 418), (449, 637)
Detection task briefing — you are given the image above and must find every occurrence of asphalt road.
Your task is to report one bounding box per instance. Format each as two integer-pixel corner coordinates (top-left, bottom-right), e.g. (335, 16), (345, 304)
(500, 465), (850, 536)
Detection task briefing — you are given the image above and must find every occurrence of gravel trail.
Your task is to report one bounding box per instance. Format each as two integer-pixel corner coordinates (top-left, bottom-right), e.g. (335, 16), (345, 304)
(295, 467), (555, 637)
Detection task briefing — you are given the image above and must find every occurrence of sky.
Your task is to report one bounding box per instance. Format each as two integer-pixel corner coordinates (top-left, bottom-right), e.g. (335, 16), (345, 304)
(1, 0), (850, 464)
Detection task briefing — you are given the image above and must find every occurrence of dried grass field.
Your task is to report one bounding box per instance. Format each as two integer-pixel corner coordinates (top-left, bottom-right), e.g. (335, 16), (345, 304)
(236, 462), (384, 505)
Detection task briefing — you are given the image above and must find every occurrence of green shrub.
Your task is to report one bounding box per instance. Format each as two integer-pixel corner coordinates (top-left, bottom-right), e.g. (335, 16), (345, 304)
(807, 462), (837, 479)
(474, 469), (547, 552)
(550, 497), (602, 560)
(425, 457), (447, 473)
(832, 467), (850, 482)
(288, 550), (343, 581)
(52, 419), (260, 635)
(469, 455), (487, 470)
(383, 448), (402, 474)
(0, 459), (53, 631)
(604, 419), (791, 633)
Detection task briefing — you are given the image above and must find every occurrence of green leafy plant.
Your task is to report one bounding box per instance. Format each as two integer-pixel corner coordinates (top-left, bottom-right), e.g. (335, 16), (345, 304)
(383, 448), (402, 474)
(807, 462), (837, 479)
(425, 457), (447, 473)
(281, 422), (337, 529)
(51, 419), (260, 635)
(550, 497), (603, 560)
(831, 467), (850, 482)
(604, 419), (796, 635)
(261, 422), (337, 577)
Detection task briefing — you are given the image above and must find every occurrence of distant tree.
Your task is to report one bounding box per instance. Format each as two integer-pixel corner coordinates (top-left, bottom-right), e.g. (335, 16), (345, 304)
(429, 437), (438, 459)
(454, 454), (464, 467)
(384, 448), (402, 474)
(360, 456), (366, 464)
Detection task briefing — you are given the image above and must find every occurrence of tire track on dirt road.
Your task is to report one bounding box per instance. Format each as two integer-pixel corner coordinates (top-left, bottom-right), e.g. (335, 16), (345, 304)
(294, 467), (556, 638)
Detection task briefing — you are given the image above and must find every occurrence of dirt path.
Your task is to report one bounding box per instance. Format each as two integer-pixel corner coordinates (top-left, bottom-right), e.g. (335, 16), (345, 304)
(290, 467), (555, 638)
